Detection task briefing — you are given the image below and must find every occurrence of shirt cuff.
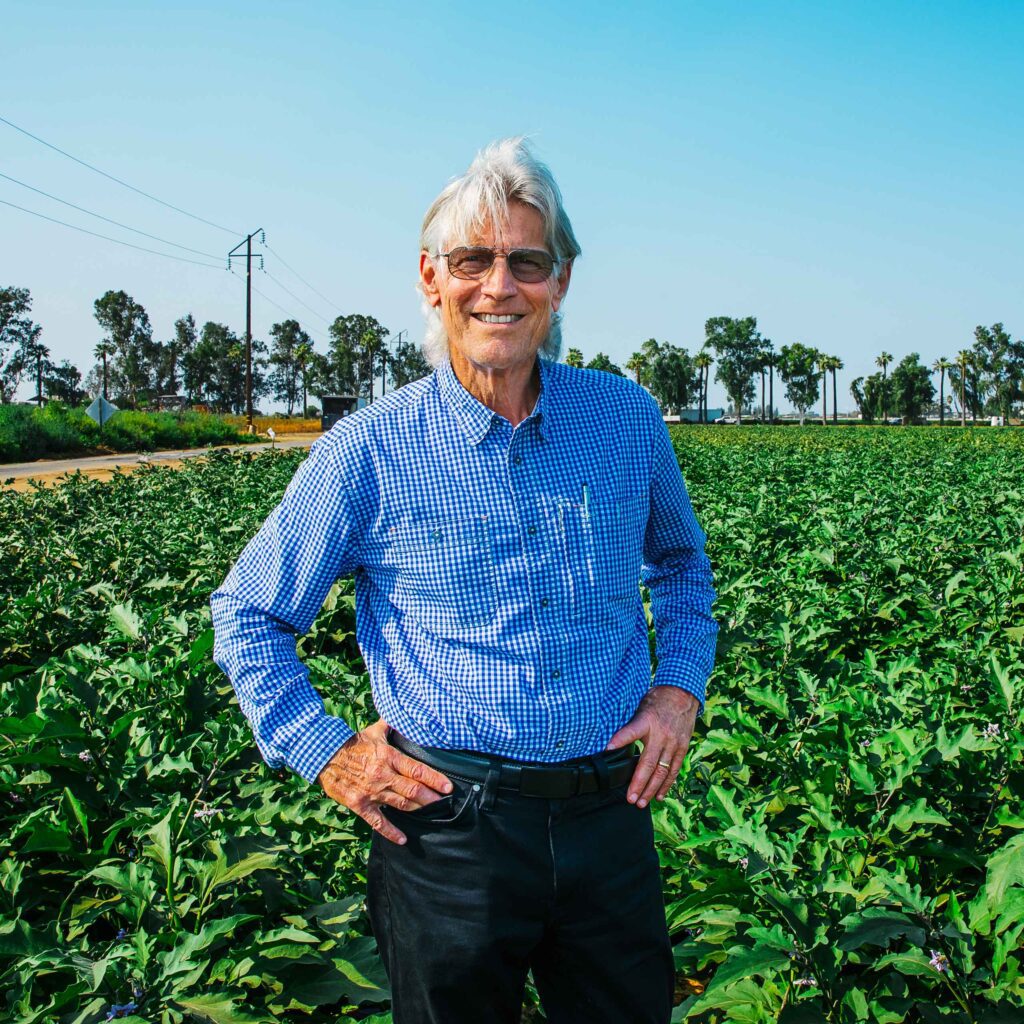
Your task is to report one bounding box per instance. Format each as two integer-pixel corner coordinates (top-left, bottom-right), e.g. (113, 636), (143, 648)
(285, 714), (357, 784)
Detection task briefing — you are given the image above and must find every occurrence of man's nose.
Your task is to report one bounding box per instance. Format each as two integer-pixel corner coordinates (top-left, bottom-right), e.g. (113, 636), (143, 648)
(480, 255), (519, 298)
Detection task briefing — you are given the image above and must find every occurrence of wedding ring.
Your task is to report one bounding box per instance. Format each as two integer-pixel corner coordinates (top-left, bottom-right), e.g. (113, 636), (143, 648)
(658, 759), (671, 768)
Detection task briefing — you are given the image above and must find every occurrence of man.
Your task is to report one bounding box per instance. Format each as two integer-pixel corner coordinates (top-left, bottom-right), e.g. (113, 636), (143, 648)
(212, 137), (717, 1024)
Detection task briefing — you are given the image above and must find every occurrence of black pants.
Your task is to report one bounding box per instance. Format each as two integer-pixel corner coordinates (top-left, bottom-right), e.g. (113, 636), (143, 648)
(366, 764), (673, 1023)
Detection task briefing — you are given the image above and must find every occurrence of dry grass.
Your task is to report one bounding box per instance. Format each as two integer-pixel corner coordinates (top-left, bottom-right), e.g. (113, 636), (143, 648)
(223, 416), (322, 434)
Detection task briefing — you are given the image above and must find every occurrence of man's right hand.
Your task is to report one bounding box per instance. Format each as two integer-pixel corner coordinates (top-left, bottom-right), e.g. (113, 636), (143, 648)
(317, 719), (452, 845)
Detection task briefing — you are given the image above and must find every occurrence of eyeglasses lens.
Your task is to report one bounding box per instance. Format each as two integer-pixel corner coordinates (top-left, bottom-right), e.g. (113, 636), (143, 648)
(447, 247), (554, 283)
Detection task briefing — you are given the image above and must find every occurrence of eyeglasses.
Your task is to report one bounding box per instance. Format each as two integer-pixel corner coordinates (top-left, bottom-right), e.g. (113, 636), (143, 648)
(435, 246), (559, 283)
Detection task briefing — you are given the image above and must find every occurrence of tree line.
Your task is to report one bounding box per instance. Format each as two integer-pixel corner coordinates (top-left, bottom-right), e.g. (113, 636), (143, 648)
(569, 316), (1023, 425)
(0, 286), (429, 414)
(4, 287), (1020, 424)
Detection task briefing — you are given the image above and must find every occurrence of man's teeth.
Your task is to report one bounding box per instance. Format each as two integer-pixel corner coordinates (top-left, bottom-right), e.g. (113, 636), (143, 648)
(475, 314), (523, 324)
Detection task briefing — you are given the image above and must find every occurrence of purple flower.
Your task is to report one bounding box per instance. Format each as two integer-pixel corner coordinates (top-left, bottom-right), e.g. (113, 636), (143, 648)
(929, 949), (951, 974)
(105, 1002), (138, 1020)
(78, 751), (93, 763)
(794, 977), (816, 988)
(116, 928), (128, 940)
(194, 804), (220, 819)
(983, 723), (1000, 739)
(739, 857), (749, 869)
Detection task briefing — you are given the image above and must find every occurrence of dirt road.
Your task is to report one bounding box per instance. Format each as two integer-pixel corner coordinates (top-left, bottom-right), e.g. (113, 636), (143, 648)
(2, 435), (320, 493)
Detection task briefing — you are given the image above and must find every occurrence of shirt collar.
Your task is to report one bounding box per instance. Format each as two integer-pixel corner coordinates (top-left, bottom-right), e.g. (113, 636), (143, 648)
(436, 357), (552, 446)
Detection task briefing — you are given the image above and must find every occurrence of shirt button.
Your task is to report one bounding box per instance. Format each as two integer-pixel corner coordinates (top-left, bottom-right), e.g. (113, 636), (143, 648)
(541, 598), (550, 607)
(552, 669), (561, 679)
(527, 525), (537, 536)
(555, 740), (565, 748)
(513, 455), (523, 465)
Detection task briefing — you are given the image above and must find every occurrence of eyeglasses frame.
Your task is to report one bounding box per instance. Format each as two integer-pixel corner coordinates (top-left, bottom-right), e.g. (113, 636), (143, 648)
(433, 246), (562, 283)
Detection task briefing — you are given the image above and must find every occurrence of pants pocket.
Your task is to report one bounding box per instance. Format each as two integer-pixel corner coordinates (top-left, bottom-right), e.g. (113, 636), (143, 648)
(383, 774), (481, 828)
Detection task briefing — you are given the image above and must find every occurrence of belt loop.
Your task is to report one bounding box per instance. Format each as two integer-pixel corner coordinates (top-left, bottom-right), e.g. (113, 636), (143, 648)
(591, 755), (610, 794)
(482, 763), (500, 812)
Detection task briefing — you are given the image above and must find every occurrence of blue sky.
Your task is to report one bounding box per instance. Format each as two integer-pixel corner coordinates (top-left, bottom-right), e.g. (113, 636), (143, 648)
(2, 1), (1022, 412)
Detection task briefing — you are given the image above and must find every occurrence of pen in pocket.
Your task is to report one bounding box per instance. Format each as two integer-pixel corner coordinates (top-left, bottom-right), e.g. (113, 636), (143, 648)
(581, 483), (595, 585)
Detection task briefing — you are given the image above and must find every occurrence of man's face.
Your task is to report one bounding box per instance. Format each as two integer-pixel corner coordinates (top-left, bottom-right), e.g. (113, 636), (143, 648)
(419, 201), (571, 375)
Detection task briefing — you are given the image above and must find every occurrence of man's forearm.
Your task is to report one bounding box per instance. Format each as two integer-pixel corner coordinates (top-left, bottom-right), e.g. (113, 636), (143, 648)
(211, 590), (356, 782)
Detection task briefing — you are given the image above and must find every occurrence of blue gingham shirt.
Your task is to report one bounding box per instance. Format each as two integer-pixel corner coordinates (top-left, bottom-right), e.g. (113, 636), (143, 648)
(211, 358), (717, 783)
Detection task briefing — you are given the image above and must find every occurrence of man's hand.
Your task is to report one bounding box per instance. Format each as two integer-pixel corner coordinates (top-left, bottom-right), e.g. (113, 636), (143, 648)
(317, 719), (453, 845)
(605, 686), (700, 809)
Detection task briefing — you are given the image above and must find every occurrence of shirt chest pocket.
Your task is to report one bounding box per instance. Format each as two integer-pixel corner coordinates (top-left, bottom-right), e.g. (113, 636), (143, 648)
(560, 494), (646, 618)
(393, 516), (497, 634)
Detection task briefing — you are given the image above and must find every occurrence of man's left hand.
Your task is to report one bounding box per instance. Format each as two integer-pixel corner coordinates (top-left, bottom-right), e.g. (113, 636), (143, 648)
(605, 686), (700, 808)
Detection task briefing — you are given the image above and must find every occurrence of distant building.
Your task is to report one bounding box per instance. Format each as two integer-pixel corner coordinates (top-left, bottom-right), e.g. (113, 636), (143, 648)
(153, 395), (186, 412)
(320, 395), (366, 431)
(665, 408), (724, 423)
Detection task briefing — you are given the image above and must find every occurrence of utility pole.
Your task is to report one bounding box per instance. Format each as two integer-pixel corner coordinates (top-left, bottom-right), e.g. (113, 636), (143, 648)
(228, 229), (264, 431)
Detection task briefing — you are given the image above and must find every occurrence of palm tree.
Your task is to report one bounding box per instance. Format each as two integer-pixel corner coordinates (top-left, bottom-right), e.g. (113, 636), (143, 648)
(625, 352), (646, 386)
(694, 351), (712, 423)
(876, 351), (893, 420)
(93, 340), (114, 400)
(819, 353), (829, 426)
(956, 350), (972, 427)
(564, 347), (584, 369)
(827, 356), (843, 424)
(26, 337), (50, 407)
(932, 357), (952, 425)
(761, 340), (775, 424)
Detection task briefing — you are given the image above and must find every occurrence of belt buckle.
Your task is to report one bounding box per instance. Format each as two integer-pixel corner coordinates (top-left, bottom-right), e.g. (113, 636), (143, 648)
(519, 764), (581, 799)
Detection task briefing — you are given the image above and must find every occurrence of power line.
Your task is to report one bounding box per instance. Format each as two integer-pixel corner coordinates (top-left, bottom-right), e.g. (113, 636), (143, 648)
(229, 268), (328, 347)
(0, 113), (240, 236)
(261, 269), (334, 327)
(262, 241), (343, 314)
(0, 169), (223, 260)
(0, 197), (226, 269)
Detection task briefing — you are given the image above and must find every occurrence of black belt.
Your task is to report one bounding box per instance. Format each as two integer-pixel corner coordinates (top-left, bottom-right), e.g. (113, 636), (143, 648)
(389, 731), (638, 799)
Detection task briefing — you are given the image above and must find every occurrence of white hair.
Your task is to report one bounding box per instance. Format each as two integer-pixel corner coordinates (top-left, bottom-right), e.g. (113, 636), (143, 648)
(419, 137), (581, 367)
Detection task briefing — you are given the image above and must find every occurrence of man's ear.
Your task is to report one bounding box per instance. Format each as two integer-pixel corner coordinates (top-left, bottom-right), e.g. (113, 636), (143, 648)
(551, 259), (573, 314)
(419, 252), (441, 308)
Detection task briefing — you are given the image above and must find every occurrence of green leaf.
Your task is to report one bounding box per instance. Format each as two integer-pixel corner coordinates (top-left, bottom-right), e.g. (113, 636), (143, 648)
(990, 655), (1014, 714)
(888, 798), (951, 833)
(837, 908), (926, 950)
(143, 806), (177, 886)
(981, 834), (1024, 906)
(109, 603), (143, 641)
(873, 949), (936, 977)
(63, 786), (90, 843)
(188, 628), (216, 668)
(705, 785), (744, 828)
(704, 944), (792, 992)
(723, 821), (776, 862)
(171, 992), (272, 1024)
(943, 571), (967, 603)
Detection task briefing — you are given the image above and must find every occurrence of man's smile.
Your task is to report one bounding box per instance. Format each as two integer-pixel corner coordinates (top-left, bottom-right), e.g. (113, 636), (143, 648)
(472, 313), (525, 324)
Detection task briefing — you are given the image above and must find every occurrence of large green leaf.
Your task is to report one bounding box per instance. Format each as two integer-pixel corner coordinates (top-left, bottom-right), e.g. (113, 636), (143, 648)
(837, 908), (926, 950)
(171, 992), (272, 1024)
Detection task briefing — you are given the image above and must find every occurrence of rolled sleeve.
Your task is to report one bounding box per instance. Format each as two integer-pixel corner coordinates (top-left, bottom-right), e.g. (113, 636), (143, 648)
(211, 438), (362, 782)
(640, 416), (718, 711)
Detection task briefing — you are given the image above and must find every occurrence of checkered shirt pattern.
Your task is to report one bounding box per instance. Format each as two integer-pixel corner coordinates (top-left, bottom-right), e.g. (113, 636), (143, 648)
(211, 357), (718, 783)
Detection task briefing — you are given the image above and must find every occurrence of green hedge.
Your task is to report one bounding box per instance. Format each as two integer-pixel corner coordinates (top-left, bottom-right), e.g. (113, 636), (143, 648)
(0, 403), (248, 463)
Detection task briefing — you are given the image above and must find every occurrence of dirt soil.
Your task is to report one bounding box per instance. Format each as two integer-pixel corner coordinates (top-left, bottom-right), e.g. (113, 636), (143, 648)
(2, 434), (320, 493)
